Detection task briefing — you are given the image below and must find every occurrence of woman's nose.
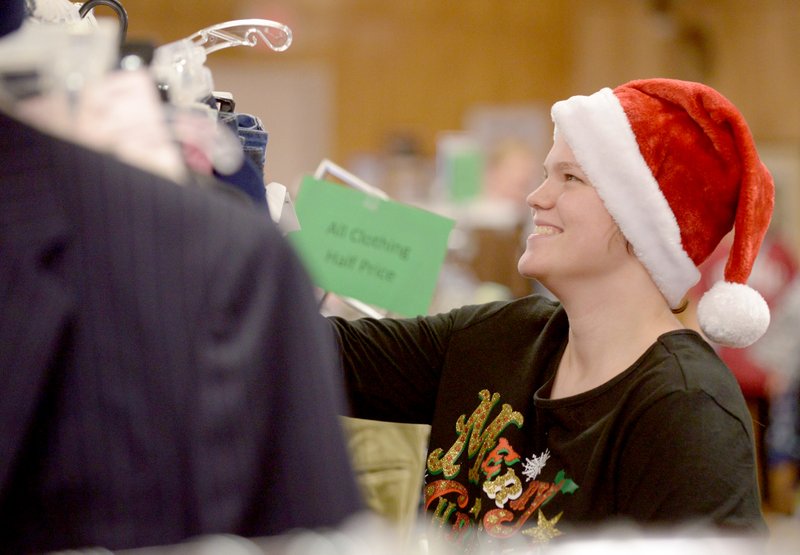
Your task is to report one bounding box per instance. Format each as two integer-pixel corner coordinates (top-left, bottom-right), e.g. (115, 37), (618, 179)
(527, 179), (556, 209)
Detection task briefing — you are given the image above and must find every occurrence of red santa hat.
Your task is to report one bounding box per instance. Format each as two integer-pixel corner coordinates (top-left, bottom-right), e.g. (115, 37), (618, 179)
(551, 78), (774, 348)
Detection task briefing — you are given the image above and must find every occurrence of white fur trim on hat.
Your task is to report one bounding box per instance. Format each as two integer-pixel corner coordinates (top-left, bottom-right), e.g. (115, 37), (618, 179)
(697, 281), (770, 348)
(551, 88), (699, 308)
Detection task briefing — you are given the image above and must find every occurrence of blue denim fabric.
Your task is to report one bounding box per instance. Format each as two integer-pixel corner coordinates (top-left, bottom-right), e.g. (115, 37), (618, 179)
(218, 112), (269, 174)
(215, 111), (270, 211)
(213, 156), (268, 211)
(234, 113), (268, 175)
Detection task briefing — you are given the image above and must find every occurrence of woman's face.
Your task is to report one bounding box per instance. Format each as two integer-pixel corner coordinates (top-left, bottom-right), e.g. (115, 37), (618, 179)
(517, 133), (627, 287)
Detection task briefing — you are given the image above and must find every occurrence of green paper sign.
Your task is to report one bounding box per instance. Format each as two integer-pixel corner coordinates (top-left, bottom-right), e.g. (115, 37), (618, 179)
(289, 176), (455, 316)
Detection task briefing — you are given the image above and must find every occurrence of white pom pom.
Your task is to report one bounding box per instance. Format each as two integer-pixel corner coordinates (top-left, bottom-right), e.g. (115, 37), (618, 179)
(697, 281), (770, 348)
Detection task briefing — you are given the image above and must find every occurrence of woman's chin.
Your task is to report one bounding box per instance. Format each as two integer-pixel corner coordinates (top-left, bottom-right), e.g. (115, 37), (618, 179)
(517, 256), (540, 280)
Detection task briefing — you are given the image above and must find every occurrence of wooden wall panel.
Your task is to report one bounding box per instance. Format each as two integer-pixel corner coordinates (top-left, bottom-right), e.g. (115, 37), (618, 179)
(117, 0), (800, 251)
(120, 0), (570, 162)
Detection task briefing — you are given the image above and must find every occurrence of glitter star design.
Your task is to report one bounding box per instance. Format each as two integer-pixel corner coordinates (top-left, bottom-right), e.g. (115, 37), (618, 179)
(521, 449), (550, 481)
(522, 510), (563, 543)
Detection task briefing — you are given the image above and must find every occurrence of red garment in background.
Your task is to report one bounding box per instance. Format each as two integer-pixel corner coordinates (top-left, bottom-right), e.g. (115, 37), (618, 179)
(693, 234), (798, 398)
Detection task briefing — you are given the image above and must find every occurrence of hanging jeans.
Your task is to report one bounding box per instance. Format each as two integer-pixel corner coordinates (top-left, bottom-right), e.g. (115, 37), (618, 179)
(217, 111), (270, 210)
(219, 112), (269, 176)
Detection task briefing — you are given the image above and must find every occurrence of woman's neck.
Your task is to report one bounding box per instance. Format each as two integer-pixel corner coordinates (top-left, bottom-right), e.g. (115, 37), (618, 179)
(549, 283), (684, 399)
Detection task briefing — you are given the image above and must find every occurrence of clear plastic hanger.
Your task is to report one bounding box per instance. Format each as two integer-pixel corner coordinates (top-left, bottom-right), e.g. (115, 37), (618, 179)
(149, 19), (293, 178)
(152, 19), (293, 106)
(187, 18), (292, 56)
(78, 0), (129, 45)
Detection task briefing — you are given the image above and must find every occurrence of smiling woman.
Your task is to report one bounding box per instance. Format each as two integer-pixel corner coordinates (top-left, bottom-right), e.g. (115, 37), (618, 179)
(517, 135), (629, 292)
(330, 78), (774, 551)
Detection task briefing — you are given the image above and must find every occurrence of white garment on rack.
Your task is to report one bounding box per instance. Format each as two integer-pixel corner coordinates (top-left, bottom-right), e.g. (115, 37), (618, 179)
(26, 0), (96, 27)
(0, 15), (187, 183)
(16, 68), (188, 184)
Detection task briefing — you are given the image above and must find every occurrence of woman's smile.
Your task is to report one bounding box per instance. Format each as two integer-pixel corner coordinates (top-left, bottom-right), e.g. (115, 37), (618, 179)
(531, 224), (561, 237)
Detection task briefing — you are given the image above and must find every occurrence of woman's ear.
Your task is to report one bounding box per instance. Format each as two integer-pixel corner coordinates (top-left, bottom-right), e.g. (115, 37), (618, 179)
(607, 227), (633, 254)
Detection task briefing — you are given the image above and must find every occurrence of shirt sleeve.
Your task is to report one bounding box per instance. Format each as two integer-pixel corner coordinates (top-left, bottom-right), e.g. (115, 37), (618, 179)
(329, 311), (456, 424)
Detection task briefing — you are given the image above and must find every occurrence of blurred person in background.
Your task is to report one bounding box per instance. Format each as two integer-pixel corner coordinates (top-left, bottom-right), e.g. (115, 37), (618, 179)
(689, 231), (799, 515)
(482, 137), (540, 206)
(751, 269), (800, 516)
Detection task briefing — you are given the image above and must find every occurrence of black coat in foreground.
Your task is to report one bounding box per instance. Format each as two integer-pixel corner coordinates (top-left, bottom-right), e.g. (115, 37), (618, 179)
(0, 110), (362, 552)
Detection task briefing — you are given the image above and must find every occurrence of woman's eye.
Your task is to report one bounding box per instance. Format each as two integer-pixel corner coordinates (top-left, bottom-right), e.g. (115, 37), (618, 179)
(564, 173), (589, 185)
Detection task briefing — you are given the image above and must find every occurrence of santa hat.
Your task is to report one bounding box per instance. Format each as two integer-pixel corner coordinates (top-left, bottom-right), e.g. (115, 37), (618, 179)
(551, 78), (774, 348)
